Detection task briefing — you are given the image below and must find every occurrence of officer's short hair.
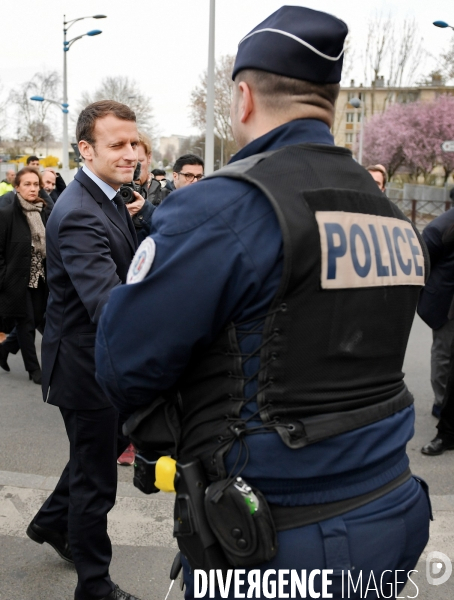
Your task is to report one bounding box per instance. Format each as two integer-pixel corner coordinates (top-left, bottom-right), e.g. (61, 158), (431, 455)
(173, 154), (204, 173)
(26, 155), (40, 165)
(138, 131), (152, 156)
(235, 70), (340, 112)
(76, 100), (136, 147)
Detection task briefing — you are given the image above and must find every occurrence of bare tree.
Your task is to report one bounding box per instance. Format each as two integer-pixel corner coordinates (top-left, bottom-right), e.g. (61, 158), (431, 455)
(77, 76), (156, 136)
(364, 14), (392, 82)
(9, 71), (60, 152)
(190, 54), (238, 166)
(0, 80), (8, 137)
(353, 14), (427, 116)
(362, 13), (393, 114)
(387, 18), (425, 88)
(436, 39), (454, 82)
(340, 36), (355, 86)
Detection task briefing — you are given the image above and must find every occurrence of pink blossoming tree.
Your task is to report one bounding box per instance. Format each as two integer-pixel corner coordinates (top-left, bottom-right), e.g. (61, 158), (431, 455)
(361, 95), (454, 182)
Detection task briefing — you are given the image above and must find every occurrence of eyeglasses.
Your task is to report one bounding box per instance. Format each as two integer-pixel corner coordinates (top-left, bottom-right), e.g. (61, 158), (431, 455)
(177, 171), (204, 182)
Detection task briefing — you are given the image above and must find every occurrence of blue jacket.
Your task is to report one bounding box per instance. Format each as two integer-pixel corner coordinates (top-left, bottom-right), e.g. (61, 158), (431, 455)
(96, 119), (414, 505)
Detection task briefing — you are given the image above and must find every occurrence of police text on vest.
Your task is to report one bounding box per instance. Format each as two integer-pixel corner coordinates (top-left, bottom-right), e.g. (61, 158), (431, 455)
(316, 212), (425, 289)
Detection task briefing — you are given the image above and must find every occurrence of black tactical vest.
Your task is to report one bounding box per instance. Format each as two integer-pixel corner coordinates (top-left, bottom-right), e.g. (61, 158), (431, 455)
(177, 144), (428, 480)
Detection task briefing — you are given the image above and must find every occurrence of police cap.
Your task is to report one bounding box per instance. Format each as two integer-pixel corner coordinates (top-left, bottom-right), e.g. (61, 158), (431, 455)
(232, 5), (348, 84)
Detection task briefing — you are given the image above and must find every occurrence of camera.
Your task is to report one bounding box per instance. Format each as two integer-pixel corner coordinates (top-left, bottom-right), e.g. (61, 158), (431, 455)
(119, 163), (146, 204)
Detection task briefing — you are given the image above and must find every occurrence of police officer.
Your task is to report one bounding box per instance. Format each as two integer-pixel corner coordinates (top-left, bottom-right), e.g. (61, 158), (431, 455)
(96, 6), (431, 598)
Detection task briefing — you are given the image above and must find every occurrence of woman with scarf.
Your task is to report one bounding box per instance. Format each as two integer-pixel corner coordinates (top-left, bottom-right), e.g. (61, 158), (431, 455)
(0, 167), (51, 383)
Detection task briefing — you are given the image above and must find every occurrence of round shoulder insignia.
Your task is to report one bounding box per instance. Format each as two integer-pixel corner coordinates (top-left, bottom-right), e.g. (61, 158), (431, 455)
(127, 237), (156, 284)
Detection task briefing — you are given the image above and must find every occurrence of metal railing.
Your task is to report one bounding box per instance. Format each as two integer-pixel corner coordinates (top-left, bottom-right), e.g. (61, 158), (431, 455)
(390, 198), (453, 231)
(387, 185), (453, 232)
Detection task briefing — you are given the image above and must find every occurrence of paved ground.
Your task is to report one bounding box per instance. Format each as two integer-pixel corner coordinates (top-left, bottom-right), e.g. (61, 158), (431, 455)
(0, 316), (453, 599)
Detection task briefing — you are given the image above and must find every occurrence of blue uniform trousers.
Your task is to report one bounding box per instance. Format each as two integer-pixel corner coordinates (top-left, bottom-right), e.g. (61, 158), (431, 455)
(182, 477), (430, 599)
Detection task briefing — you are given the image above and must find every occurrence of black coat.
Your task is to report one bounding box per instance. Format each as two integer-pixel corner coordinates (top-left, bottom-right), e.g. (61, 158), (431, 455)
(132, 198), (155, 243)
(41, 169), (138, 409)
(417, 207), (454, 330)
(0, 188), (54, 209)
(0, 196), (51, 318)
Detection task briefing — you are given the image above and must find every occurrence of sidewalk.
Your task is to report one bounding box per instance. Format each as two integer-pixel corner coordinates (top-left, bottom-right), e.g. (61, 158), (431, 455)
(1, 469), (454, 599)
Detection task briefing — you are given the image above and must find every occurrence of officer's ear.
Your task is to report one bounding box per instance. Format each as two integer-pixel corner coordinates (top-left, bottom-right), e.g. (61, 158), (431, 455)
(236, 80), (254, 124)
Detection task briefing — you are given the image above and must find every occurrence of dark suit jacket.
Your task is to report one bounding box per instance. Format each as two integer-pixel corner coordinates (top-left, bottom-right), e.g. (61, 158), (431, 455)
(42, 169), (137, 409)
(417, 208), (454, 330)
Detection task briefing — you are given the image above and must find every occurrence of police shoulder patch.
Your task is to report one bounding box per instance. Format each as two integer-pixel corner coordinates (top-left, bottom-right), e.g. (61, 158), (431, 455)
(127, 237), (156, 284)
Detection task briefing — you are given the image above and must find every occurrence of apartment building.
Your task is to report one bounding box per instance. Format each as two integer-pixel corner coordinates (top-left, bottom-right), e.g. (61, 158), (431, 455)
(334, 75), (454, 152)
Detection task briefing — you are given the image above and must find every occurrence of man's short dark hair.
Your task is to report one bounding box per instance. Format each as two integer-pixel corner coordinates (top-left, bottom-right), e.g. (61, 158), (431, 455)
(235, 70), (340, 112)
(76, 100), (136, 146)
(151, 168), (166, 177)
(173, 154), (204, 174)
(26, 155), (40, 165)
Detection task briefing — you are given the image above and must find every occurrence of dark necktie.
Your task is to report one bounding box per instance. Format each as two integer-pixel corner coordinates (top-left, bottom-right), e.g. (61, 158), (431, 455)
(113, 191), (128, 223)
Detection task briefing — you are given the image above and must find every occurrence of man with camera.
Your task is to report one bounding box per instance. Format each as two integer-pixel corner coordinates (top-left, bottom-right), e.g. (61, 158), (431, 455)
(96, 6), (430, 598)
(26, 100), (142, 600)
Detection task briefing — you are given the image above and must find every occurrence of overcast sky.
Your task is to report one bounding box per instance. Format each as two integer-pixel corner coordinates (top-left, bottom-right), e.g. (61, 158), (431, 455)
(1, 0), (453, 140)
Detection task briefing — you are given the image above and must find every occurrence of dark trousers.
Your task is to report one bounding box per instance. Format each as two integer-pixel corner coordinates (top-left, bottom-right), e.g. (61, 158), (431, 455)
(431, 319), (454, 406)
(437, 331), (454, 440)
(34, 406), (129, 600)
(2, 279), (46, 372)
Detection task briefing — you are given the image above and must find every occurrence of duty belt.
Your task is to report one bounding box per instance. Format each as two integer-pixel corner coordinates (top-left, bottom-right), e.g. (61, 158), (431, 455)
(270, 468), (412, 531)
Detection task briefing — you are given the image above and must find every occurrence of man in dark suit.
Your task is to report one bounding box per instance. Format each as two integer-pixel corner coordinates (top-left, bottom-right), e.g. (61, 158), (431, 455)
(26, 101), (142, 600)
(418, 208), (454, 424)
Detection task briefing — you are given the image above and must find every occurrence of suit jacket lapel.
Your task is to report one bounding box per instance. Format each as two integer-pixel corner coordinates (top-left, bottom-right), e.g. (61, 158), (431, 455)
(74, 170), (137, 254)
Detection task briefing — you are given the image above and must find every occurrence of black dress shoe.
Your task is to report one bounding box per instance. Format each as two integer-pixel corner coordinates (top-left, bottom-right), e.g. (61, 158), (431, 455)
(26, 519), (74, 563)
(0, 344), (10, 372)
(432, 403), (442, 419)
(421, 435), (454, 456)
(77, 584), (142, 600)
(28, 368), (42, 384)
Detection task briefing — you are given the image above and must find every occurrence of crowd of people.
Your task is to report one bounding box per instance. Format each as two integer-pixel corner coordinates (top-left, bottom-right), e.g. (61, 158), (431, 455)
(0, 4), (451, 600)
(0, 144), (206, 468)
(0, 148), (205, 378)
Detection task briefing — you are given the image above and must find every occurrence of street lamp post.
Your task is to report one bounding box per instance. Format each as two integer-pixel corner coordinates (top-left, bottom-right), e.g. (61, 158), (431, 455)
(349, 97), (365, 165)
(62, 14), (106, 180)
(30, 96), (69, 112)
(433, 20), (454, 30)
(30, 96), (69, 159)
(205, 0), (216, 175)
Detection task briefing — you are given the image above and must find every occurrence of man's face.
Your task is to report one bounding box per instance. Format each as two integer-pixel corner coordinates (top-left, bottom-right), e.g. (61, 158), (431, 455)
(173, 164), (204, 190)
(5, 170), (15, 183)
(28, 160), (40, 168)
(42, 171), (56, 193)
(79, 114), (139, 190)
(369, 170), (385, 192)
(137, 144), (152, 186)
